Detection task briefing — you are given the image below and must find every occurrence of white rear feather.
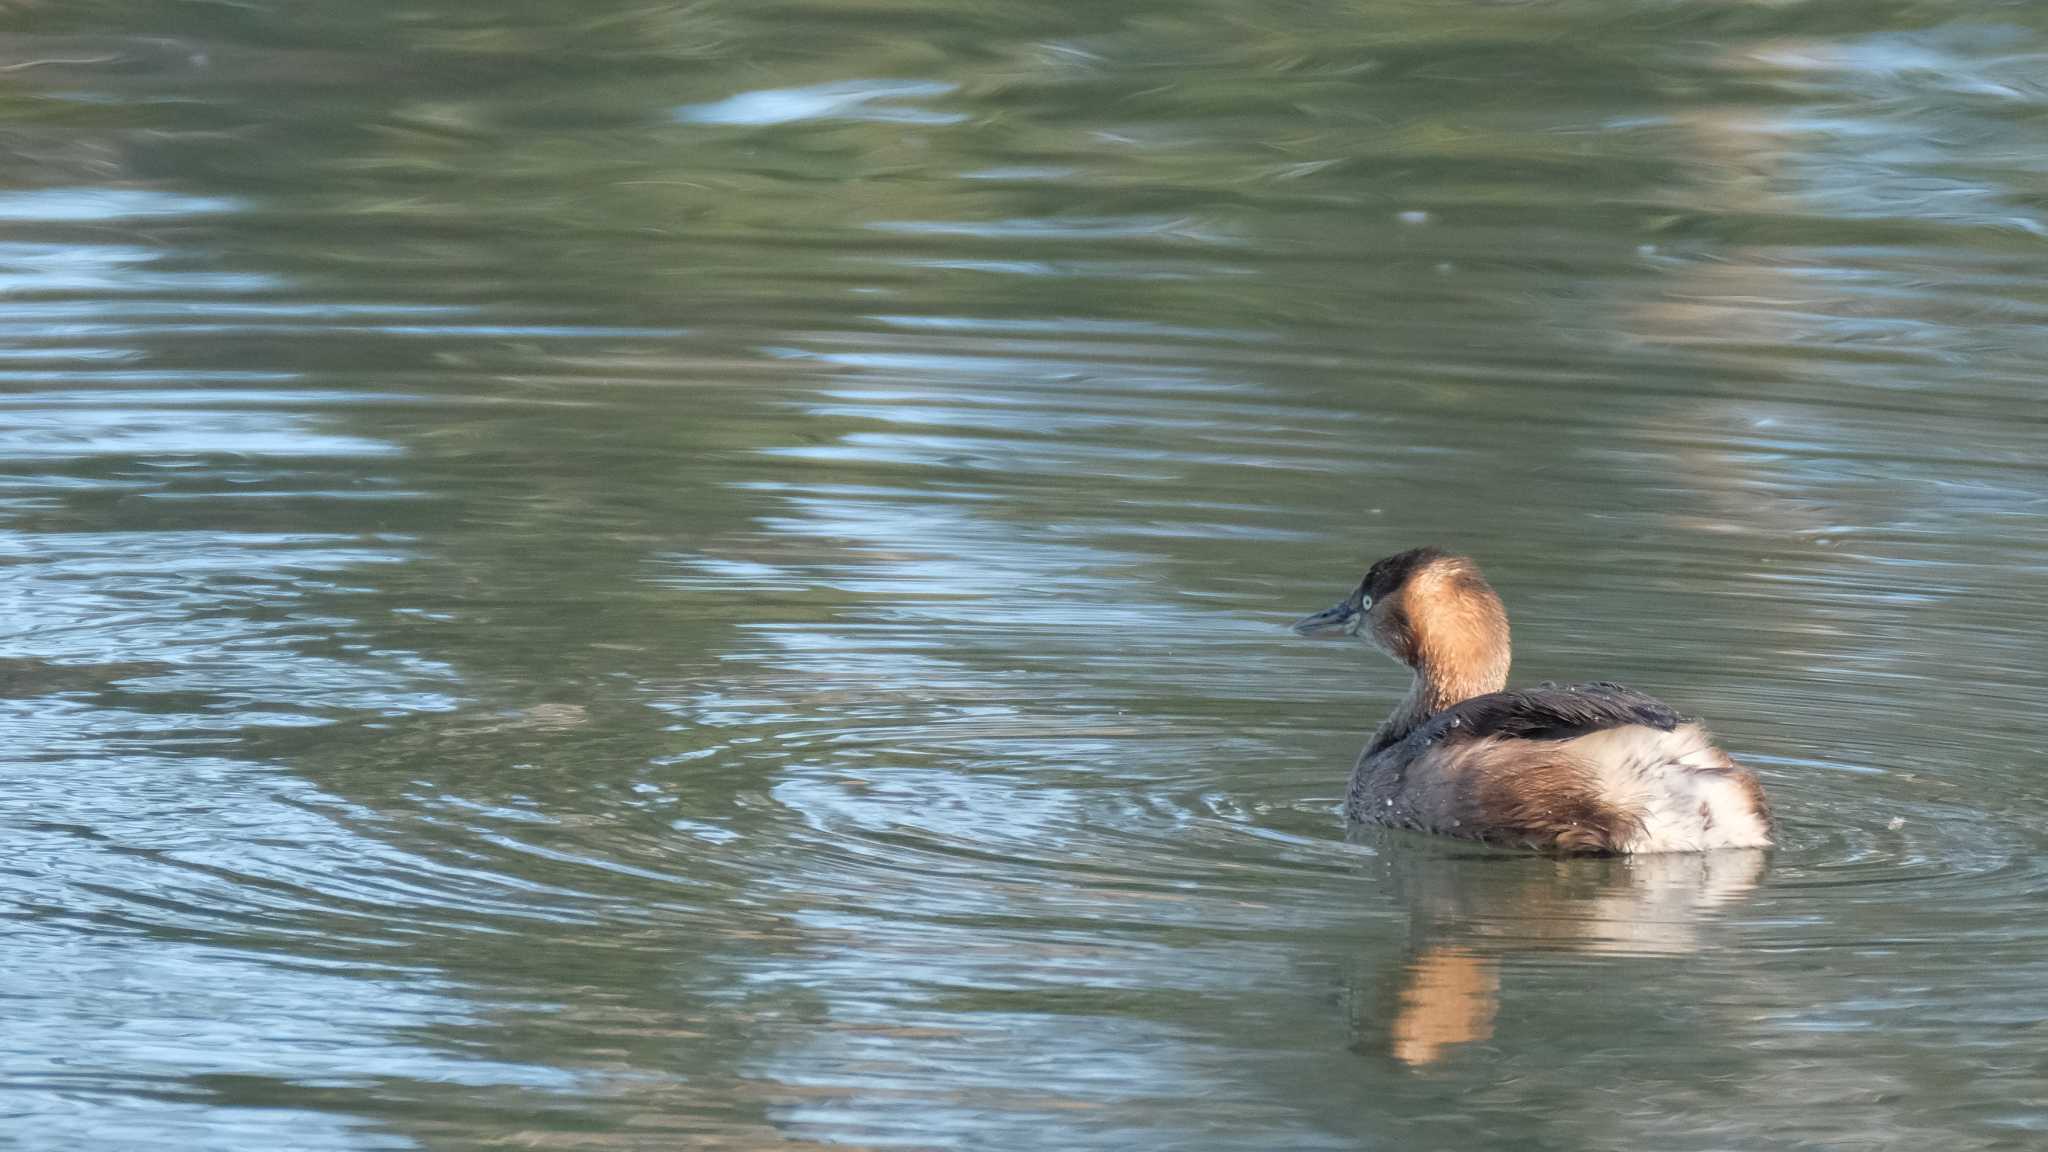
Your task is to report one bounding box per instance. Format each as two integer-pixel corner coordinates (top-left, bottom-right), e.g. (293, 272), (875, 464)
(1564, 723), (1772, 852)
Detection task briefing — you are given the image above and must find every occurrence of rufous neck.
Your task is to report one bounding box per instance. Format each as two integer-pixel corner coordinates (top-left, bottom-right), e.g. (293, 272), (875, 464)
(1366, 658), (1507, 755)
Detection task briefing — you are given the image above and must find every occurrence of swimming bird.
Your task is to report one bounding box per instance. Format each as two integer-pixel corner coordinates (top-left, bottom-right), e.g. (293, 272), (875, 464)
(1292, 547), (1771, 853)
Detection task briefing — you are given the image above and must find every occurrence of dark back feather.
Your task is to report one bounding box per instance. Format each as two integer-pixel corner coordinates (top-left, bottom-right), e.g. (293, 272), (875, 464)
(1407, 681), (1684, 750)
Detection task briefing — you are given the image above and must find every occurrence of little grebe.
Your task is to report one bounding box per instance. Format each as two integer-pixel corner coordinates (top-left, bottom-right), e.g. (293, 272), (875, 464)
(1293, 548), (1772, 854)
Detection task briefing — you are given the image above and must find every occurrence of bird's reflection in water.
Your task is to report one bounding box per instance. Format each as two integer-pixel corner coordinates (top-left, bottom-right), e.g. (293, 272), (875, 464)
(1359, 841), (1769, 1067)
(1390, 946), (1499, 1068)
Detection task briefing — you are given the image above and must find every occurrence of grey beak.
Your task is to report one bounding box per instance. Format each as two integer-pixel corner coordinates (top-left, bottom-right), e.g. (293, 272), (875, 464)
(1291, 595), (1363, 637)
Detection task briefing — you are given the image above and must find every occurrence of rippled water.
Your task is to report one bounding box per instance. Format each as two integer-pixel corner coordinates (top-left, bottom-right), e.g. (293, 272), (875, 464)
(4, 2), (2047, 1148)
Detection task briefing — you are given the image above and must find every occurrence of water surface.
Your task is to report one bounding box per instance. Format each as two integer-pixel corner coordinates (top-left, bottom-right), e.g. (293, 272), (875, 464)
(3, 2), (2047, 1148)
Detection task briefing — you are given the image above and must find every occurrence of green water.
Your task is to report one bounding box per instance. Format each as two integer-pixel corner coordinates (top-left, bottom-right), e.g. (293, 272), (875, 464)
(4, 2), (2046, 1148)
